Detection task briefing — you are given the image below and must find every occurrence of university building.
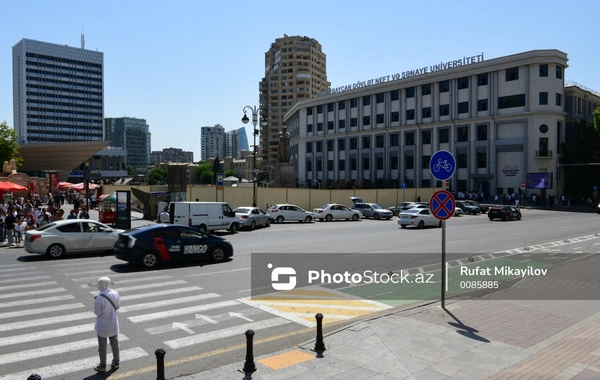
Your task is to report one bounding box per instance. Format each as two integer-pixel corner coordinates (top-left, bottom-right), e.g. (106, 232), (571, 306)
(284, 49), (570, 197)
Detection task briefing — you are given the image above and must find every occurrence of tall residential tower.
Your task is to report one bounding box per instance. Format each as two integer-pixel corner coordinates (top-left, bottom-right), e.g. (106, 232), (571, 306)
(12, 38), (104, 143)
(104, 117), (151, 175)
(259, 35), (329, 166)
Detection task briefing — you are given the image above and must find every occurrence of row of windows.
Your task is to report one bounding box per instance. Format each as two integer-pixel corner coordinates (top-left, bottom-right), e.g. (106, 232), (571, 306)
(26, 84), (102, 97)
(306, 93), (558, 130)
(26, 91), (102, 104)
(304, 152), (490, 172)
(26, 67), (102, 83)
(26, 114), (103, 123)
(27, 99), (102, 110)
(26, 52), (102, 69)
(306, 65), (564, 115)
(304, 125), (492, 154)
(26, 60), (102, 77)
(26, 106), (102, 117)
(26, 75), (102, 91)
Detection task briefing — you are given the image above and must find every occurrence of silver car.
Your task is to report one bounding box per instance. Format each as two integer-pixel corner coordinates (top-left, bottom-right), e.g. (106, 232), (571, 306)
(234, 207), (271, 230)
(24, 219), (123, 258)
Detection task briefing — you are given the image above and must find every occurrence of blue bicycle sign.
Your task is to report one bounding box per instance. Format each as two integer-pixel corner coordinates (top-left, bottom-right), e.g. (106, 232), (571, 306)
(430, 150), (456, 181)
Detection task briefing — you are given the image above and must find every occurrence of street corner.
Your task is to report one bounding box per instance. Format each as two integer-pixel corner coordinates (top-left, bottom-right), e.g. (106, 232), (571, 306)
(238, 286), (394, 327)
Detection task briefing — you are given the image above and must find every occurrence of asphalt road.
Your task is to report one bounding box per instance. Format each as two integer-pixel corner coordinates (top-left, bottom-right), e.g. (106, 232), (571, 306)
(1, 208), (599, 379)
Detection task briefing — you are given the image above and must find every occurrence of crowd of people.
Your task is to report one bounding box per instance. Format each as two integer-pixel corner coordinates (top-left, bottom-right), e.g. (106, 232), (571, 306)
(0, 191), (93, 247)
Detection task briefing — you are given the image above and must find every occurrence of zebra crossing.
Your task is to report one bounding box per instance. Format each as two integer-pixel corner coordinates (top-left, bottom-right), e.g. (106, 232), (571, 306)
(0, 255), (392, 379)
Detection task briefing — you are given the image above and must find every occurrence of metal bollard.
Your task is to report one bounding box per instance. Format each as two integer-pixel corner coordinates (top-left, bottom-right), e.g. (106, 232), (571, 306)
(27, 374), (41, 380)
(313, 313), (326, 357)
(155, 348), (166, 380)
(242, 329), (257, 375)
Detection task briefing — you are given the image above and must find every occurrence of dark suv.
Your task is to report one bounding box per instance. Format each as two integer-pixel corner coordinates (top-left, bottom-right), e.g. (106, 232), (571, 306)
(488, 206), (521, 221)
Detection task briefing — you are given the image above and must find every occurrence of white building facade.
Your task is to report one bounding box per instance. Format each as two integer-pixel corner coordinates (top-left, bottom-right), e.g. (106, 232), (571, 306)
(284, 50), (568, 198)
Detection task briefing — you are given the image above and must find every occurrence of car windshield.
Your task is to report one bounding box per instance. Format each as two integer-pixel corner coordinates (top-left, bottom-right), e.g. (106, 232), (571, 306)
(371, 204), (383, 209)
(320, 205), (329, 209)
(35, 223), (57, 232)
(234, 208), (251, 213)
(404, 209), (420, 214)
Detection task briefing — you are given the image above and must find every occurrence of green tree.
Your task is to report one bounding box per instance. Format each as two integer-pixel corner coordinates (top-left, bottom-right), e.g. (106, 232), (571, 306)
(224, 170), (236, 178)
(148, 167), (167, 185)
(0, 121), (23, 168)
(125, 164), (138, 176)
(194, 162), (214, 184)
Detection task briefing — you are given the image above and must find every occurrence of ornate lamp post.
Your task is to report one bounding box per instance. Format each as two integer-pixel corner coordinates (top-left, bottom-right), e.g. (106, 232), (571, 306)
(242, 106), (268, 207)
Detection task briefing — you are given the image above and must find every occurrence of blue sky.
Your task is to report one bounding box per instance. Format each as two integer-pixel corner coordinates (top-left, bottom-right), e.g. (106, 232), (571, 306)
(2, 0), (598, 162)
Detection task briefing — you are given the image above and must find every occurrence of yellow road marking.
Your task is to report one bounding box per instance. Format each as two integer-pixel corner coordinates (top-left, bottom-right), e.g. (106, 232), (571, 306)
(257, 349), (315, 370)
(109, 327), (313, 379)
(274, 289), (345, 297)
(266, 305), (382, 317)
(249, 297), (383, 307)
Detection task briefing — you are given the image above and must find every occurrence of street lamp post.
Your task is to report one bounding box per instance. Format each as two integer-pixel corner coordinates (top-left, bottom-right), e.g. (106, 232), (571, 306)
(242, 106), (268, 207)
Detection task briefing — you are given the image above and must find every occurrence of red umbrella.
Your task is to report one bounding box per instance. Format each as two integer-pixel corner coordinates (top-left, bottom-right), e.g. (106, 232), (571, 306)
(0, 181), (28, 191)
(59, 182), (74, 189)
(71, 182), (100, 191)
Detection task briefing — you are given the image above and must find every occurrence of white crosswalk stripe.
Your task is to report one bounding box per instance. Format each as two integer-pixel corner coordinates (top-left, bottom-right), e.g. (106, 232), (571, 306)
(0, 262), (304, 379)
(0, 347), (149, 380)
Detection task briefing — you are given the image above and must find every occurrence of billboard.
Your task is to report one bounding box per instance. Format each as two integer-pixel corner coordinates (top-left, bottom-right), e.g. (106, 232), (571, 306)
(527, 173), (553, 189)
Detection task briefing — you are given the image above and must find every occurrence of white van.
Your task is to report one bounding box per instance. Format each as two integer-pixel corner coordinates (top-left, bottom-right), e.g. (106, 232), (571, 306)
(169, 202), (239, 234)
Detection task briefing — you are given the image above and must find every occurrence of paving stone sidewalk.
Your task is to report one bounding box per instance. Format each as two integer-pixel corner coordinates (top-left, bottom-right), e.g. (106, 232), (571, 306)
(178, 255), (600, 380)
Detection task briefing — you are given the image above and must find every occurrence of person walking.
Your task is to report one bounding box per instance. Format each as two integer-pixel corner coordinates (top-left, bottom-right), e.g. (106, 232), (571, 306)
(5, 211), (16, 247)
(93, 277), (120, 372)
(159, 207), (170, 223)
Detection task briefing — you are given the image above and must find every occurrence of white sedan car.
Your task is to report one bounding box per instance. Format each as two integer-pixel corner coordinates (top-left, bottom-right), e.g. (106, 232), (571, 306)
(313, 204), (362, 221)
(24, 219), (123, 258)
(267, 204), (314, 223)
(398, 209), (442, 229)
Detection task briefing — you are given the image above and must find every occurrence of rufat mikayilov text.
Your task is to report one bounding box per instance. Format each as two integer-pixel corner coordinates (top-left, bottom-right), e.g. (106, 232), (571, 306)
(460, 265), (548, 278)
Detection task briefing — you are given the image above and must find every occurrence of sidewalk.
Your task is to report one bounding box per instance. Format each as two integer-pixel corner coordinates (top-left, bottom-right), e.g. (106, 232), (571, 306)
(178, 255), (600, 380)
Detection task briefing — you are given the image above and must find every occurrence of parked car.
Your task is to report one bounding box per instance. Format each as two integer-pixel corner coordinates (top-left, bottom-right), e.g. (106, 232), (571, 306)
(453, 207), (464, 217)
(24, 219), (123, 258)
(114, 224), (233, 268)
(456, 201), (481, 215)
(398, 209), (442, 229)
(466, 200), (489, 213)
(313, 204), (362, 221)
(351, 203), (394, 220)
(233, 207), (271, 230)
(387, 202), (420, 216)
(267, 204), (314, 223)
(488, 206), (522, 221)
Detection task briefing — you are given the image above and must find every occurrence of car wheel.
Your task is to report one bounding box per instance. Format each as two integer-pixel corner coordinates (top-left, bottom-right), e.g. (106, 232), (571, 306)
(229, 223), (238, 234)
(276, 216), (284, 224)
(374, 213), (380, 220)
(325, 214), (333, 222)
(503, 215), (508, 221)
(489, 217), (493, 221)
(418, 221), (425, 229)
(352, 214), (359, 221)
(142, 252), (159, 268)
(47, 244), (65, 258)
(250, 221), (256, 230)
(517, 214), (521, 220)
(198, 224), (207, 233)
(265, 219), (270, 227)
(304, 216), (312, 223)
(401, 225), (407, 229)
(211, 247), (226, 262)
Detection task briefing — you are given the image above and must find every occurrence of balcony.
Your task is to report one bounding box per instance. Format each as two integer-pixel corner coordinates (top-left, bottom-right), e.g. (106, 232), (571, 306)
(535, 150), (553, 158)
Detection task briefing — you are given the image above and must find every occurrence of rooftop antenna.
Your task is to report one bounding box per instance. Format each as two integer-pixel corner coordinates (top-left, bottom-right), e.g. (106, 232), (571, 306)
(81, 27), (85, 49)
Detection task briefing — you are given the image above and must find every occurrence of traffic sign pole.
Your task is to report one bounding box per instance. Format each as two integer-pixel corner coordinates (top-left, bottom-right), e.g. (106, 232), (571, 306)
(441, 181), (447, 309)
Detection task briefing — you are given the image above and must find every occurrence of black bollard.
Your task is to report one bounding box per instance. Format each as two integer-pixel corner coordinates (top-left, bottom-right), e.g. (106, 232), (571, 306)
(313, 313), (326, 357)
(27, 374), (41, 380)
(242, 329), (257, 375)
(155, 348), (166, 380)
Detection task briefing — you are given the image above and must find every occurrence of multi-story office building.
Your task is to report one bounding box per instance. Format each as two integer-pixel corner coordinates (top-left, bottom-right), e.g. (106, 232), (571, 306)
(200, 124), (226, 161)
(564, 81), (600, 141)
(225, 129), (240, 159)
(285, 49), (569, 198)
(104, 117), (151, 175)
(259, 35), (330, 167)
(150, 147), (194, 165)
(12, 38), (104, 143)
